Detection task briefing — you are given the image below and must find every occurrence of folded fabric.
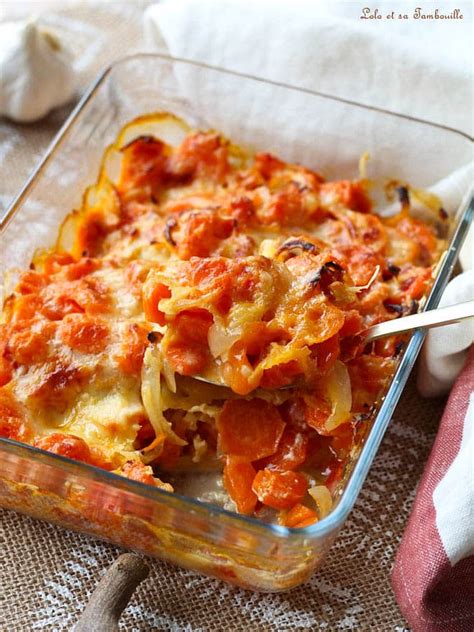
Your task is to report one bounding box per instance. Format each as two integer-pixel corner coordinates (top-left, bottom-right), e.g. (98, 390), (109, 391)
(418, 270), (474, 397)
(143, 0), (473, 134)
(392, 348), (474, 631)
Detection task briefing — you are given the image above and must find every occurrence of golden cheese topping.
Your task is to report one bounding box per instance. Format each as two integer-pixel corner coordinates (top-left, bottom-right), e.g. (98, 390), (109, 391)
(0, 113), (446, 524)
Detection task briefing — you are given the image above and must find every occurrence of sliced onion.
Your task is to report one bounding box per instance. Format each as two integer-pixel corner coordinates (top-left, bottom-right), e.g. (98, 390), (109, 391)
(324, 361), (352, 432)
(208, 322), (240, 358)
(161, 356), (177, 394)
(410, 187), (443, 213)
(309, 485), (333, 518)
(353, 265), (380, 293)
(117, 112), (191, 150)
(141, 346), (186, 446)
(358, 151), (370, 180)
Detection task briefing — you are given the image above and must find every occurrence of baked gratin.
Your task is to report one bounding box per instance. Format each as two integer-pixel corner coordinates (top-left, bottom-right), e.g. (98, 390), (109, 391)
(0, 114), (445, 527)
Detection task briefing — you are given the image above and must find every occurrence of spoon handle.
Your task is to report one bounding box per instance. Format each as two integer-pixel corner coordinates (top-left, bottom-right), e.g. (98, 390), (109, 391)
(364, 300), (474, 343)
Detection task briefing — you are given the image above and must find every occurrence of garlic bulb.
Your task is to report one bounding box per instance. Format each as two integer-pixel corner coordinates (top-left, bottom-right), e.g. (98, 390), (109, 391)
(0, 18), (77, 123)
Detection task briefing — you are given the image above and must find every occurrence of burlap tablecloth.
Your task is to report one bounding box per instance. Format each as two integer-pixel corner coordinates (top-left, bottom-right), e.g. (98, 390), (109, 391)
(0, 2), (449, 629)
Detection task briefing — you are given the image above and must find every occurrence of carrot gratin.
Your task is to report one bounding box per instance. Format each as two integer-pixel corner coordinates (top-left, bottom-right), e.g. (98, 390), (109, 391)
(0, 114), (445, 527)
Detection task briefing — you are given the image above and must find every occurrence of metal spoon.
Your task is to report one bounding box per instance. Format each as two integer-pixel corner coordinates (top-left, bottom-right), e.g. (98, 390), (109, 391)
(192, 300), (474, 389)
(363, 299), (473, 342)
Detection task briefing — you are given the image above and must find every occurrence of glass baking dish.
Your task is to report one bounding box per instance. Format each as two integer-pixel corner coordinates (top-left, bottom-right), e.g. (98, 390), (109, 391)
(0, 54), (472, 592)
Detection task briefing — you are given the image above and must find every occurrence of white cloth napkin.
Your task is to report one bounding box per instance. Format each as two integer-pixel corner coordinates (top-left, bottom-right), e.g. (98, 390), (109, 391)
(144, 0), (474, 396)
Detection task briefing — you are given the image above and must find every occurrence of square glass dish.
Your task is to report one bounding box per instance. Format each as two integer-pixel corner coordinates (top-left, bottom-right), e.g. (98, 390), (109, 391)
(0, 54), (472, 591)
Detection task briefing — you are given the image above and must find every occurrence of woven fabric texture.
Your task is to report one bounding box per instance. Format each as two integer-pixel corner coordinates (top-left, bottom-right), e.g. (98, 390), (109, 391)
(0, 2), (448, 630)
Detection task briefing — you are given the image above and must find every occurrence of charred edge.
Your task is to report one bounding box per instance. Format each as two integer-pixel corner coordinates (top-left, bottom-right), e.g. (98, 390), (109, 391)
(363, 341), (375, 355)
(382, 263), (401, 281)
(353, 411), (371, 425)
(120, 135), (159, 152)
(396, 186), (410, 206)
(164, 218), (177, 246)
(147, 331), (159, 343)
(395, 341), (405, 356)
(309, 260), (344, 286)
(278, 239), (318, 256)
(324, 261), (344, 272)
(383, 301), (405, 315)
(290, 180), (310, 193)
(439, 207), (449, 220)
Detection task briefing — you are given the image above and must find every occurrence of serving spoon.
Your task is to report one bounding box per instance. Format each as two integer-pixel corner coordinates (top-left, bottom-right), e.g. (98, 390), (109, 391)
(192, 300), (474, 389)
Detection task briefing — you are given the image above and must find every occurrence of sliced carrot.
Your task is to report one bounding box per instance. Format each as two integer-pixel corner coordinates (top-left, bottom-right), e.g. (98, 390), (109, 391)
(171, 132), (229, 183)
(163, 308), (213, 376)
(321, 180), (371, 214)
(115, 323), (149, 375)
(74, 277), (111, 316)
(43, 252), (75, 275)
(16, 270), (47, 295)
(173, 309), (213, 344)
(119, 136), (167, 195)
(143, 281), (171, 325)
(396, 217), (437, 261)
(261, 183), (303, 225)
(7, 327), (51, 366)
(348, 355), (396, 395)
(303, 395), (333, 434)
(283, 503), (318, 528)
(330, 423), (355, 459)
(0, 391), (31, 442)
(400, 269), (432, 300)
(252, 469), (308, 510)
(339, 310), (364, 338)
(223, 456), (258, 515)
(0, 357), (13, 387)
(334, 244), (383, 287)
(254, 153), (286, 179)
(9, 294), (43, 322)
(63, 257), (100, 281)
(173, 210), (234, 259)
(59, 314), (109, 354)
(40, 292), (84, 320)
(156, 440), (182, 470)
(259, 426), (308, 471)
(311, 335), (340, 375)
(374, 336), (399, 358)
(186, 257), (233, 293)
(120, 460), (156, 486)
(325, 461), (345, 491)
(260, 360), (303, 389)
(34, 433), (91, 462)
(217, 399), (285, 460)
(0, 326), (13, 386)
(75, 211), (108, 258)
(165, 342), (209, 376)
(88, 446), (114, 471)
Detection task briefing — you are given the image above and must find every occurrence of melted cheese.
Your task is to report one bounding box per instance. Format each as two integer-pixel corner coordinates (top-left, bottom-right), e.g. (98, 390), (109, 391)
(0, 113), (445, 514)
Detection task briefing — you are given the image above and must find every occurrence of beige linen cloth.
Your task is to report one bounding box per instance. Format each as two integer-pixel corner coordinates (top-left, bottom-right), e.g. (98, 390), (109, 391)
(0, 2), (469, 630)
